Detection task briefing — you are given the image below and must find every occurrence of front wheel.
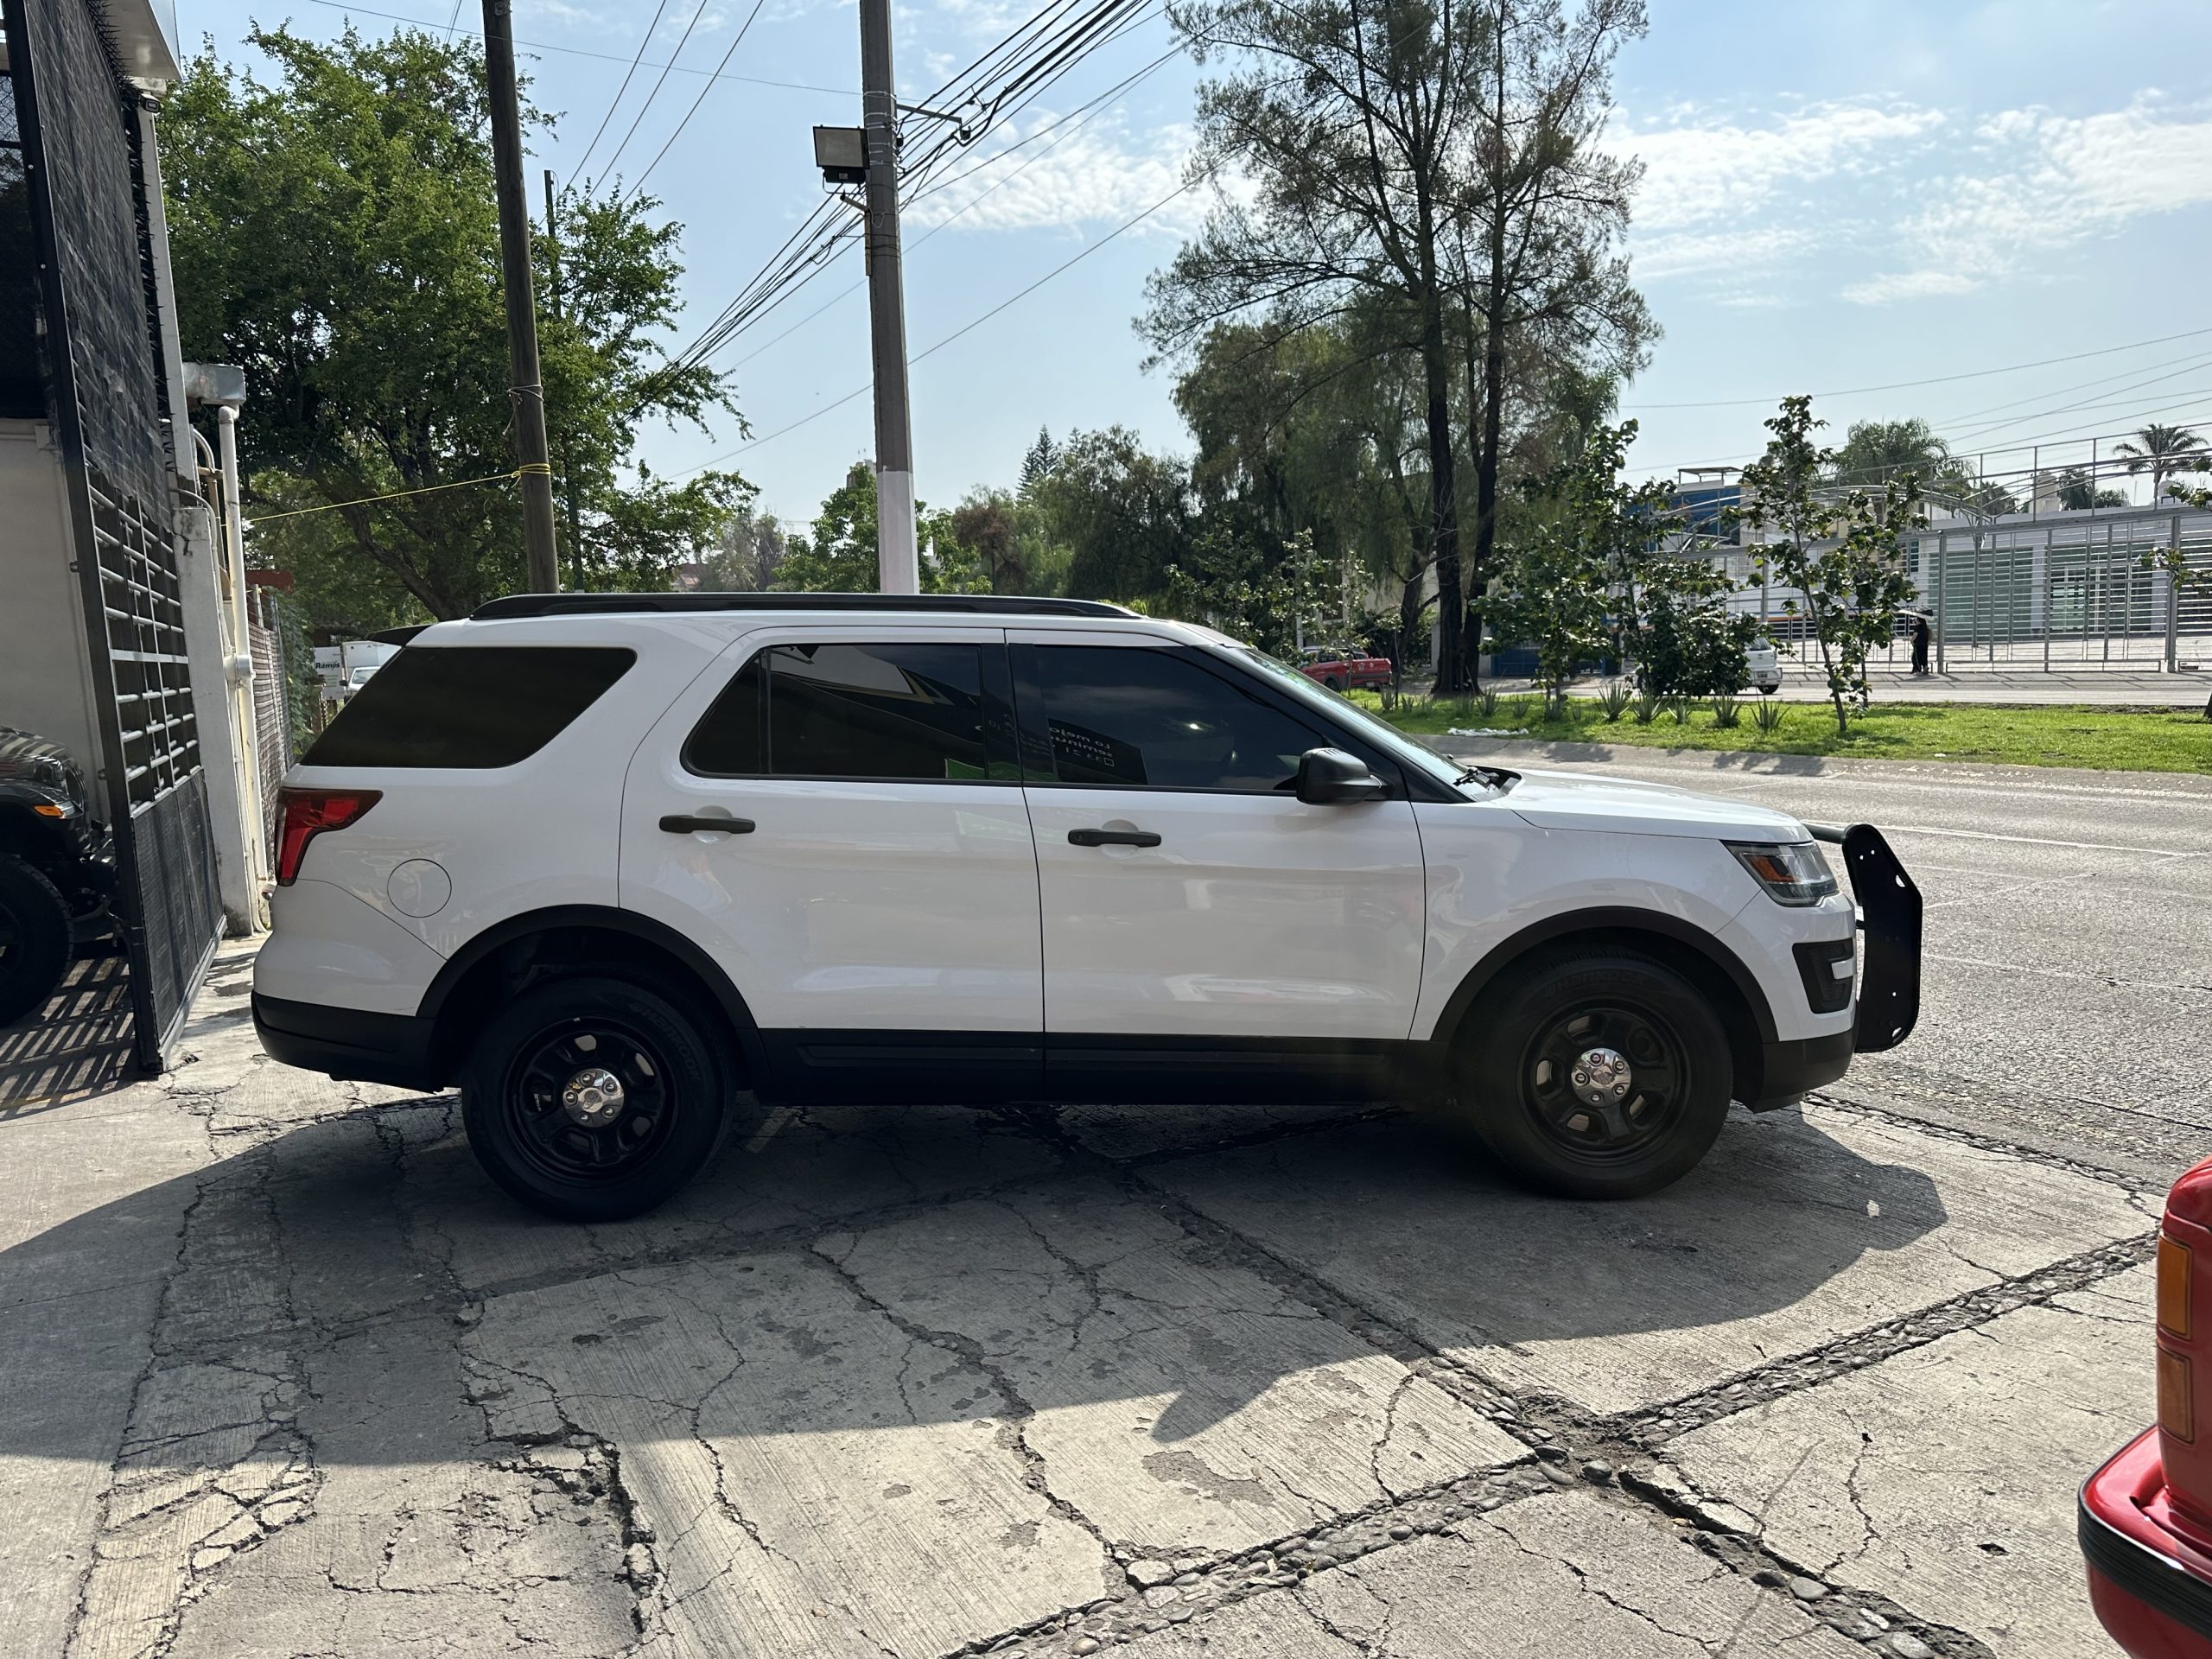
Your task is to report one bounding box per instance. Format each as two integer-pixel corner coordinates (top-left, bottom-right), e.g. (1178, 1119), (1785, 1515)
(461, 975), (732, 1221)
(0, 857), (73, 1027)
(1456, 950), (1732, 1198)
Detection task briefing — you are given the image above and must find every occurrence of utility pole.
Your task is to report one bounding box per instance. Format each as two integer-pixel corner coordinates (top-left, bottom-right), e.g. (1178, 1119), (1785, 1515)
(544, 168), (585, 589)
(860, 0), (918, 594)
(482, 0), (560, 593)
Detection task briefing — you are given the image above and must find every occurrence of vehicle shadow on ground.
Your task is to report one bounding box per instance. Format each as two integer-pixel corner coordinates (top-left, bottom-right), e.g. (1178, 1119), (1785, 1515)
(0, 1082), (1955, 1462)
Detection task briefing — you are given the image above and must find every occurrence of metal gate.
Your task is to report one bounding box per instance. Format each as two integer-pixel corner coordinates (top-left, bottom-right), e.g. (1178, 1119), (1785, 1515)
(7, 0), (221, 1069)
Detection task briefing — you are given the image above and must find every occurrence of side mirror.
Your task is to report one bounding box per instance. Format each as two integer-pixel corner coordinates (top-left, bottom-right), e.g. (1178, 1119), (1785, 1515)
(1295, 747), (1388, 804)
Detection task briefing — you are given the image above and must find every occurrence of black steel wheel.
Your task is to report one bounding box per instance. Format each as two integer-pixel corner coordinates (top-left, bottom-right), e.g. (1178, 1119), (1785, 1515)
(1458, 950), (1732, 1198)
(462, 975), (730, 1221)
(0, 857), (72, 1028)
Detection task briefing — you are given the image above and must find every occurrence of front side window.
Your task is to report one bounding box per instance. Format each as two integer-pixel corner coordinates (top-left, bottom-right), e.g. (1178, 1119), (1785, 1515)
(1019, 645), (1330, 792)
(686, 641), (998, 781)
(302, 646), (635, 769)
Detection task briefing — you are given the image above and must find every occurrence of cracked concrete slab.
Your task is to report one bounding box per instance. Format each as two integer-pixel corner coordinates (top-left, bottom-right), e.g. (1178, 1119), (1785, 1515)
(1118, 1490), (1866, 1657)
(823, 1179), (1526, 1554)
(1665, 1262), (2154, 1657)
(1149, 1103), (2149, 1412)
(392, 1096), (1078, 1299)
(467, 1249), (1115, 1658)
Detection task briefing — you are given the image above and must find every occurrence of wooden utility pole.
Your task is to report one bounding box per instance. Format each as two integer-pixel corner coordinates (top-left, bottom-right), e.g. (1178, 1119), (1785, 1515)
(482, 0), (560, 592)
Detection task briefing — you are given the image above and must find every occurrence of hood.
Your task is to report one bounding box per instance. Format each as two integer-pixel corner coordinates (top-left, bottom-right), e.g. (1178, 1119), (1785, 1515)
(0, 727), (90, 809)
(1495, 768), (1808, 842)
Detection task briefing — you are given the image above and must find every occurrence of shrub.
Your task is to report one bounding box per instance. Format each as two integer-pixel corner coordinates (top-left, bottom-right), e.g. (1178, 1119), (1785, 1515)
(1710, 694), (1741, 728)
(1599, 681), (1631, 721)
(1753, 697), (1788, 734)
(1633, 690), (1661, 724)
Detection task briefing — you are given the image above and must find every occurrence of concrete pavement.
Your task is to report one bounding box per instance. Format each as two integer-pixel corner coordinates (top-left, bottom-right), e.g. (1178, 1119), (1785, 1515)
(0, 892), (2177, 1659)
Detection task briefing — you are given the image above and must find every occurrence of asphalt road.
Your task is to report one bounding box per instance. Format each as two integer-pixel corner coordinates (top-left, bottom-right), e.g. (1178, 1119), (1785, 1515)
(1439, 736), (2212, 1185)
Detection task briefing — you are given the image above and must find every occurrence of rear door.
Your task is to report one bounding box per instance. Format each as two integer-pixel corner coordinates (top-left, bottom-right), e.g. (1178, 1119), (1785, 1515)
(1010, 632), (1427, 1090)
(619, 627), (1043, 1098)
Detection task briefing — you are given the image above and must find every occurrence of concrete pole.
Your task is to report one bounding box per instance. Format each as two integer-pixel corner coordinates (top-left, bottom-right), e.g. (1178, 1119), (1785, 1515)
(482, 0), (561, 593)
(861, 0), (918, 594)
(213, 406), (268, 889)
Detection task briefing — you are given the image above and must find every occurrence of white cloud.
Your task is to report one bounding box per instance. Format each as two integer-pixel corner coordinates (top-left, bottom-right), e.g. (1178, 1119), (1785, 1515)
(1847, 96), (2212, 302)
(905, 112), (1205, 237)
(1616, 101), (1948, 234)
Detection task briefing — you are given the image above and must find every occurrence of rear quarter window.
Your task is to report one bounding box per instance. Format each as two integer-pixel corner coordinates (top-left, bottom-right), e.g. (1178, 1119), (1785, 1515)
(302, 646), (636, 769)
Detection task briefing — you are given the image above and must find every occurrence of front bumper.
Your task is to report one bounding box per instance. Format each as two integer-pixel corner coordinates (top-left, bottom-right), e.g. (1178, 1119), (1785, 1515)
(2082, 1428), (2212, 1657)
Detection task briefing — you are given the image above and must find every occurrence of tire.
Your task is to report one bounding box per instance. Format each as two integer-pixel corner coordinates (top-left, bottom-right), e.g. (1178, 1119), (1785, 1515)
(461, 974), (732, 1221)
(1759, 685), (1778, 696)
(1324, 676), (1344, 692)
(0, 857), (73, 1028)
(1456, 950), (1732, 1199)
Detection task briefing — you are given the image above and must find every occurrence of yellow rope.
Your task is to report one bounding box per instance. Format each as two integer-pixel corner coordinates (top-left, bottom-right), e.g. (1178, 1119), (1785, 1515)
(245, 462), (555, 525)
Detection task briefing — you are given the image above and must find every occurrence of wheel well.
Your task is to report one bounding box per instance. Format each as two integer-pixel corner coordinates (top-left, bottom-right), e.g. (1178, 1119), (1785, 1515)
(1444, 924), (1768, 1103)
(425, 923), (753, 1084)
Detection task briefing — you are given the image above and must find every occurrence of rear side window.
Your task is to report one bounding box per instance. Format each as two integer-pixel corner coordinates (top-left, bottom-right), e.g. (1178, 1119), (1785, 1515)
(302, 646), (635, 769)
(685, 642), (1003, 781)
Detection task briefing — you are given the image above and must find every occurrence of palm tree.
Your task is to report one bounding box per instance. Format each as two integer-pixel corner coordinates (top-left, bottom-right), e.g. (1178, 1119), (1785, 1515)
(2115, 423), (2208, 501)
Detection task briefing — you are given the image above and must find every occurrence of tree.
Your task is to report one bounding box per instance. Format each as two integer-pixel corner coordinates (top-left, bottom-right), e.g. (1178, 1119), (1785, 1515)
(1018, 428), (1058, 501)
(775, 464), (879, 592)
(1034, 428), (1193, 600)
(1830, 418), (1949, 488)
(2116, 423), (2207, 502)
(1147, 0), (1486, 690)
(1452, 0), (1654, 692)
(163, 25), (744, 626)
(696, 498), (787, 591)
(1738, 397), (1921, 735)
(1163, 526), (1333, 658)
(2040, 467), (2128, 511)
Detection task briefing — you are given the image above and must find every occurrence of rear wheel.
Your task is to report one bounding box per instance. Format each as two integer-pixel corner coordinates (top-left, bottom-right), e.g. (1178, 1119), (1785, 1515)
(461, 975), (731, 1221)
(0, 857), (72, 1028)
(1456, 950), (1732, 1198)
(1324, 675), (1344, 691)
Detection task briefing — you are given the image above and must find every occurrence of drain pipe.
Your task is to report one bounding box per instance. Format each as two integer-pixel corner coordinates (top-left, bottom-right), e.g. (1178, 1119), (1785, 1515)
(213, 405), (267, 882)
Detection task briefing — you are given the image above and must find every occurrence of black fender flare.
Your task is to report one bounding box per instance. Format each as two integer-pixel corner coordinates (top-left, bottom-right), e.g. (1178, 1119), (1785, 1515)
(1431, 906), (1780, 1050)
(418, 904), (766, 1078)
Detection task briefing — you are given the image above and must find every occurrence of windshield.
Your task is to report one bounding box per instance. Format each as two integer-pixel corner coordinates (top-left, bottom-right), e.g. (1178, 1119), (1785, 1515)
(1227, 645), (1476, 793)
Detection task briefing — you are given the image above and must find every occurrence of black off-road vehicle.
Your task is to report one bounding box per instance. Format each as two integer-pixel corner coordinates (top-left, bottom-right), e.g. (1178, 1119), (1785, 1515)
(0, 728), (117, 1027)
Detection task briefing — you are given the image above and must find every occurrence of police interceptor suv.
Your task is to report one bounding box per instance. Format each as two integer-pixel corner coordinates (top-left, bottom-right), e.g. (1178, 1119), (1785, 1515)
(252, 594), (1922, 1222)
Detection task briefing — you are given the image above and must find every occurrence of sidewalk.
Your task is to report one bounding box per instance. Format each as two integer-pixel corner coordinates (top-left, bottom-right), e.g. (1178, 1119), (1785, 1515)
(1423, 666), (2208, 708)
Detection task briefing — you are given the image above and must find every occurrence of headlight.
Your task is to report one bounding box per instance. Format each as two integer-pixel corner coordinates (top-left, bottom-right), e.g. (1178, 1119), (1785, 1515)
(1727, 840), (1838, 906)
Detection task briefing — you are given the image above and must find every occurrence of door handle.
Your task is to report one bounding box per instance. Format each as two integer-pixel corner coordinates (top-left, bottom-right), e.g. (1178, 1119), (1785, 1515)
(1068, 827), (1160, 848)
(659, 814), (756, 836)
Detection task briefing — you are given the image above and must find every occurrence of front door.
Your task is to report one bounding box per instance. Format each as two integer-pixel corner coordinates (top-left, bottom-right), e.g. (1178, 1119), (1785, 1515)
(620, 628), (1042, 1099)
(1009, 633), (1427, 1095)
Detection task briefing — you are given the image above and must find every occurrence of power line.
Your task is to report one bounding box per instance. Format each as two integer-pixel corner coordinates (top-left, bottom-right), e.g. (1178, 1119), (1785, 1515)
(616, 0), (772, 207)
(1618, 326), (2212, 412)
(590, 0), (711, 189)
(291, 0), (855, 96)
(563, 0), (671, 188)
(681, 172), (1200, 474)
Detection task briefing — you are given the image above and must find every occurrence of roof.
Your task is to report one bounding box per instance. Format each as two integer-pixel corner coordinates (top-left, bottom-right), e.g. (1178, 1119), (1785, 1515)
(468, 593), (1137, 622)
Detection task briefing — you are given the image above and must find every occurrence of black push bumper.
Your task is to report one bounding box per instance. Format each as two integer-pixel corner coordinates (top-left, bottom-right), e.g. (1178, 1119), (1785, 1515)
(253, 992), (444, 1091)
(1807, 822), (1923, 1053)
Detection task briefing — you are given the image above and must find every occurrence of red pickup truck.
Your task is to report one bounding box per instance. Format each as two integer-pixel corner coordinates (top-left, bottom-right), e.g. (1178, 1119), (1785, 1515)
(1298, 645), (1394, 692)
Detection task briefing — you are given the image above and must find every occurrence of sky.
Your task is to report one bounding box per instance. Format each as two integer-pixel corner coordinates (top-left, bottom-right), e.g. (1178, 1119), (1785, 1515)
(171, 0), (2212, 528)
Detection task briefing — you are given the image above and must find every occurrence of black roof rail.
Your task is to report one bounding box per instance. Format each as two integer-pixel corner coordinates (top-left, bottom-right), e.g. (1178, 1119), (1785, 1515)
(468, 592), (1136, 622)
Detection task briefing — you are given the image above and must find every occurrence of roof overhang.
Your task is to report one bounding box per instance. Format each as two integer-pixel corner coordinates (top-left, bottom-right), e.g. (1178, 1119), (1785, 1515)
(95, 0), (181, 90)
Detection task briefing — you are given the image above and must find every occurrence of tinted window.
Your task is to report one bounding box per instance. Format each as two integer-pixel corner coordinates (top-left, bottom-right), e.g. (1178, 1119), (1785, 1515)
(686, 643), (994, 781)
(1024, 645), (1327, 791)
(302, 646), (634, 769)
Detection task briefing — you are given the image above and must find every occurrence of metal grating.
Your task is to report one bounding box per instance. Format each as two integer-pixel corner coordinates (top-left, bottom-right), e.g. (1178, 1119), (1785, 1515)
(0, 65), (41, 416)
(248, 588), (289, 849)
(7, 0), (220, 1068)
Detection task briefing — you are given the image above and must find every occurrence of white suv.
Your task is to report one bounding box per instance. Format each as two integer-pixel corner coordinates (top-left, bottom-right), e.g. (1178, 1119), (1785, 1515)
(252, 594), (1921, 1221)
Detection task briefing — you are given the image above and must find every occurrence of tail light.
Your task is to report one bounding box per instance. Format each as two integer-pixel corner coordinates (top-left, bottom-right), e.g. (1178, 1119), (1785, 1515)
(274, 788), (380, 886)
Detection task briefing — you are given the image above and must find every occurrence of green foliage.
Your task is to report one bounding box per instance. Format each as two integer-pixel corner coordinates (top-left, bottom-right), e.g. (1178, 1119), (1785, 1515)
(1752, 696), (1788, 735)
(1163, 526), (1332, 658)
(1633, 689), (1660, 724)
(163, 24), (743, 626)
(1034, 428), (1193, 601)
(695, 503), (789, 592)
(1598, 680), (1631, 721)
(1636, 588), (1757, 698)
(1709, 693), (1741, 728)
(1739, 397), (1923, 735)
(774, 463), (880, 593)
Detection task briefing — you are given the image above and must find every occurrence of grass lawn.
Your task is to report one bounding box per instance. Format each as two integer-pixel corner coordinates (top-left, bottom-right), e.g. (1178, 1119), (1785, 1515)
(1360, 691), (2212, 773)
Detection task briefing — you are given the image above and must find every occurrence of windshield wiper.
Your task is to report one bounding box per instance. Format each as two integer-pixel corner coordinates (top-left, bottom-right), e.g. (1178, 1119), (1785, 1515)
(1454, 763), (1519, 791)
